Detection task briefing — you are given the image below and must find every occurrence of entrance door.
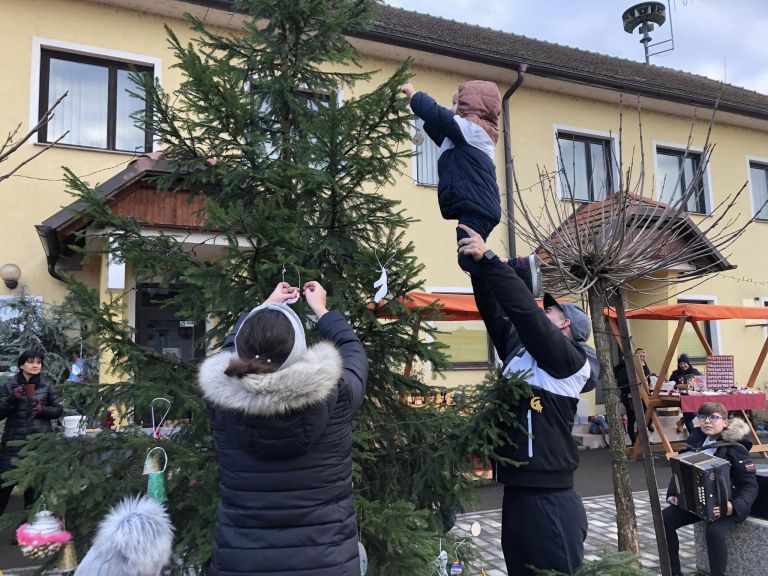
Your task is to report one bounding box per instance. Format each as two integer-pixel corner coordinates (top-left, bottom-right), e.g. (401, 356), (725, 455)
(135, 286), (205, 362)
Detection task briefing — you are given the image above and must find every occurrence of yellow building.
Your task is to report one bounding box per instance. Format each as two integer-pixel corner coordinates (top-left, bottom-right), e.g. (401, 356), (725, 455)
(2, 1), (768, 403)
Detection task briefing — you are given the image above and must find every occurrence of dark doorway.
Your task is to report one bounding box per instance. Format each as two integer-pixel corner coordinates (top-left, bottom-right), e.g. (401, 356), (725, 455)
(135, 285), (205, 362)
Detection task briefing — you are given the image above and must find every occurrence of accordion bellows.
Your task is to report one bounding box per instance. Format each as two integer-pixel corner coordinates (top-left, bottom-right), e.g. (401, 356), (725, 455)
(670, 451), (731, 522)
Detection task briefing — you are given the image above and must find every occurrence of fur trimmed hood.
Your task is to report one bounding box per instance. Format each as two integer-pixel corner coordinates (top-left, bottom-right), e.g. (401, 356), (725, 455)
(722, 417), (751, 443)
(199, 342), (343, 417)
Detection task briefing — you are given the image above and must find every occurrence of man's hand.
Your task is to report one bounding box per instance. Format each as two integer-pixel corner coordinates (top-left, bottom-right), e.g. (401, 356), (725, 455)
(303, 281), (328, 318)
(401, 83), (416, 99)
(264, 282), (299, 305)
(457, 224), (488, 262)
(667, 496), (678, 506)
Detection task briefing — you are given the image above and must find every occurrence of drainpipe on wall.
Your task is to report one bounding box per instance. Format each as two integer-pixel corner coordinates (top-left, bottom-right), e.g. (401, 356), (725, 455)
(502, 64), (527, 257)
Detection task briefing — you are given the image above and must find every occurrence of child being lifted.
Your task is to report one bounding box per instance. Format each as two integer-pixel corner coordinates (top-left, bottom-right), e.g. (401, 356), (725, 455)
(402, 80), (539, 294)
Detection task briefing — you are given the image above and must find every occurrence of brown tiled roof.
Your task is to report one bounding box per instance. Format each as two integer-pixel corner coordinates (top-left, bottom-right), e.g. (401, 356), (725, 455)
(184, 1), (768, 121)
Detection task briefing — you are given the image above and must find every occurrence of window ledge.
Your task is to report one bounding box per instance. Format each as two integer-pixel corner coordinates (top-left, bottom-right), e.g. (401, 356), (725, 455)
(34, 141), (150, 157)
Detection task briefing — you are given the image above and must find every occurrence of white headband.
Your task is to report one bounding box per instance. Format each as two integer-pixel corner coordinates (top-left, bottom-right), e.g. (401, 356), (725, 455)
(233, 303), (307, 369)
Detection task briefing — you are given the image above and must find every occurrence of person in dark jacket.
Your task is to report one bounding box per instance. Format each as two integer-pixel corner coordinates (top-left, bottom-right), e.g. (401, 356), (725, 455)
(663, 402), (758, 576)
(198, 281), (368, 576)
(458, 224), (598, 575)
(0, 350), (63, 517)
(614, 348), (652, 444)
(669, 353), (702, 433)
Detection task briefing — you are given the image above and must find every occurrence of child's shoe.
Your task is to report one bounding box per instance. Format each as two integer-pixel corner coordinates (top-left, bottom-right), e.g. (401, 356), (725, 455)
(508, 254), (541, 296)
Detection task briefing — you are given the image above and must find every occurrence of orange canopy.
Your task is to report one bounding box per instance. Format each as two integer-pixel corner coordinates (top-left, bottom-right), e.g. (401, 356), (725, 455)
(373, 291), (482, 321)
(605, 303), (768, 321)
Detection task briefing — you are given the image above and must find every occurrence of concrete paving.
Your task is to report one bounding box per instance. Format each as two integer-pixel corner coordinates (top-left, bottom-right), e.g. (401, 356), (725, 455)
(452, 490), (694, 575)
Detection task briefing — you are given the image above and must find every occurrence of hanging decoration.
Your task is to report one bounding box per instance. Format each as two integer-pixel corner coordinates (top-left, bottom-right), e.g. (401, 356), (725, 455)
(143, 446), (169, 503)
(16, 510), (71, 559)
(150, 397), (171, 440)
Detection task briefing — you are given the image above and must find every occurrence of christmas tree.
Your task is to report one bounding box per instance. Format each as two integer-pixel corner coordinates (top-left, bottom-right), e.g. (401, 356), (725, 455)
(5, 2), (527, 573)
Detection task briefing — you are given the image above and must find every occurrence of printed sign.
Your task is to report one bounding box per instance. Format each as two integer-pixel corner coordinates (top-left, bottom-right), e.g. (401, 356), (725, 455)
(705, 355), (735, 389)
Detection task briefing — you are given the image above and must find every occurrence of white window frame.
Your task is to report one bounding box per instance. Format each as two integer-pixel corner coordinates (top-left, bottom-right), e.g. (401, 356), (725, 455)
(747, 155), (768, 221)
(677, 293), (722, 356)
(553, 124), (619, 202)
(653, 140), (714, 214)
(29, 37), (162, 153)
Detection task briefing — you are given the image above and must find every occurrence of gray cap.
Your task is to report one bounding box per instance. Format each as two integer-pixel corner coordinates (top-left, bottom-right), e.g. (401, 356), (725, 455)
(543, 293), (591, 342)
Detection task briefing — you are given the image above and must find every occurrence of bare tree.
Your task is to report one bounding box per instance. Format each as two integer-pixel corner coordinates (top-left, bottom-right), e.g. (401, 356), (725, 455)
(510, 102), (765, 575)
(0, 91), (69, 183)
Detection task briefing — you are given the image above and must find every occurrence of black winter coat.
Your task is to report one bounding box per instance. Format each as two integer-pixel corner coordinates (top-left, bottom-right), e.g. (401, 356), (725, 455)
(0, 372), (63, 473)
(471, 256), (595, 489)
(409, 91), (501, 231)
(199, 311), (368, 576)
(666, 418), (758, 522)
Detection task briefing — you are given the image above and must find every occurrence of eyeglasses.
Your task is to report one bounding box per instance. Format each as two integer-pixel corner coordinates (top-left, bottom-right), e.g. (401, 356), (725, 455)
(697, 414), (725, 422)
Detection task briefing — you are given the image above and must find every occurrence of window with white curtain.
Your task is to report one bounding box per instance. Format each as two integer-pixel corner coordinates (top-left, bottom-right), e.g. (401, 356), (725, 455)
(38, 50), (153, 153)
(414, 118), (439, 186)
(749, 162), (768, 220)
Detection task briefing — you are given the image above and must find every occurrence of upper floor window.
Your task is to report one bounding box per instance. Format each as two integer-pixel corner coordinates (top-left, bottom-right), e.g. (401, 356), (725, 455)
(556, 131), (615, 202)
(414, 118), (439, 186)
(39, 49), (153, 153)
(656, 147), (709, 214)
(749, 162), (768, 221)
(677, 297), (718, 363)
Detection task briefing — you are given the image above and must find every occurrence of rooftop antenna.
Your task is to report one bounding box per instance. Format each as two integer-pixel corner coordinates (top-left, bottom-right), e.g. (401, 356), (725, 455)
(622, 1), (674, 64)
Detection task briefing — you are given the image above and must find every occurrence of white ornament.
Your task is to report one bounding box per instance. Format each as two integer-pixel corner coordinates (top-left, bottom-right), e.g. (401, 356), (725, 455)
(373, 266), (388, 303)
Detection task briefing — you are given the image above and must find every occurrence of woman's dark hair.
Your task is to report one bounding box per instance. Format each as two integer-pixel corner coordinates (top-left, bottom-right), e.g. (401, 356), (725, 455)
(225, 309), (295, 377)
(17, 350), (45, 368)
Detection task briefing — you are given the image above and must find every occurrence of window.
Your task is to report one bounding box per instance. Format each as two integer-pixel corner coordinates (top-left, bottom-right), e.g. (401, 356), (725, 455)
(749, 162), (768, 220)
(677, 297), (718, 362)
(414, 119), (439, 186)
(38, 49), (153, 153)
(433, 319), (493, 369)
(656, 147), (709, 213)
(556, 132), (615, 202)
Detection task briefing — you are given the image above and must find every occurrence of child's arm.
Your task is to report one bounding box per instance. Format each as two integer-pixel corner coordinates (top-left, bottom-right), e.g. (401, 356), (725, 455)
(401, 84), (464, 147)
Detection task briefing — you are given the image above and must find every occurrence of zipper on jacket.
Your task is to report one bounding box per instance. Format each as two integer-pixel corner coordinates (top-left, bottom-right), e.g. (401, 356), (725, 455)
(527, 409), (533, 459)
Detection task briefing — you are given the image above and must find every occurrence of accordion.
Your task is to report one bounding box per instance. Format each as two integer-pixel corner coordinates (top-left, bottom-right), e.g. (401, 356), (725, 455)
(670, 451), (731, 522)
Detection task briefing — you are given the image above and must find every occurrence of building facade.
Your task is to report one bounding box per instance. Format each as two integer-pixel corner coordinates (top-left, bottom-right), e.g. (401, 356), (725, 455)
(2, 0), (768, 399)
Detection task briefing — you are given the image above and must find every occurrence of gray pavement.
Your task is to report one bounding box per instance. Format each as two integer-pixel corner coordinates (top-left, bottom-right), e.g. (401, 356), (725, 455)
(453, 490), (694, 575)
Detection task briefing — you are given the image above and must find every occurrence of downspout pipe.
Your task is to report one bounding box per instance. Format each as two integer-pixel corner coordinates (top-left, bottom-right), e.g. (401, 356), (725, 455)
(502, 64), (527, 257)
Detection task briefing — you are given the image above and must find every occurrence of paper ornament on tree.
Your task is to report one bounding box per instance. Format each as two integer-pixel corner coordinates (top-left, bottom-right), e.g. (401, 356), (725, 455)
(373, 266), (388, 303)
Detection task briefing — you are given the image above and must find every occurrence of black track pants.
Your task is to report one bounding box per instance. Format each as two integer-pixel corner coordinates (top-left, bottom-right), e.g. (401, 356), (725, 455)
(501, 487), (587, 575)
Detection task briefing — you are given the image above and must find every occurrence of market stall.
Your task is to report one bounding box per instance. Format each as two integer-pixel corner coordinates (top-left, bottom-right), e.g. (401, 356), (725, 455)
(606, 303), (768, 458)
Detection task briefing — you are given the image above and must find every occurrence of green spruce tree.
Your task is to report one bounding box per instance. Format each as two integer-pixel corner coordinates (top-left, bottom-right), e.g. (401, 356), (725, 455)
(6, 2), (531, 574)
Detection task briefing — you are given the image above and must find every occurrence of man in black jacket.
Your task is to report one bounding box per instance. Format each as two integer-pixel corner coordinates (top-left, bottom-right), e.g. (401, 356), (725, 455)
(458, 224), (596, 575)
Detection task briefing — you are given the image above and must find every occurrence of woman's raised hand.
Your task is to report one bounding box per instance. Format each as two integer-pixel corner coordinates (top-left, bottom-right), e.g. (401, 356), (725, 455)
(264, 282), (300, 304)
(303, 281), (328, 318)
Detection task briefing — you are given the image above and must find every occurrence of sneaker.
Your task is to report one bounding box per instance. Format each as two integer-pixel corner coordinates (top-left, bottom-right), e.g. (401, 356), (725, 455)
(508, 254), (541, 297)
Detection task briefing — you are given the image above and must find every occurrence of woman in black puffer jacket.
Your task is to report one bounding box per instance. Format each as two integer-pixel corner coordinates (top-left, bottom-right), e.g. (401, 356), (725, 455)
(199, 281), (368, 576)
(0, 350), (63, 516)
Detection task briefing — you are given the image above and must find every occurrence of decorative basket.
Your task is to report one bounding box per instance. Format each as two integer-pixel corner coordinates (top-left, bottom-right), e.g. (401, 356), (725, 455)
(16, 510), (71, 559)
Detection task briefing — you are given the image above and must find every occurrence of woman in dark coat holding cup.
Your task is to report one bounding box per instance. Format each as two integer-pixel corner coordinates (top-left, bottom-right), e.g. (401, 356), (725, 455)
(0, 350), (63, 516)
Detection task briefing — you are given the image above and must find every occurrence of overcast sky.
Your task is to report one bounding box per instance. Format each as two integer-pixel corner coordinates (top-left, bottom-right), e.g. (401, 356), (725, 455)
(383, 0), (768, 95)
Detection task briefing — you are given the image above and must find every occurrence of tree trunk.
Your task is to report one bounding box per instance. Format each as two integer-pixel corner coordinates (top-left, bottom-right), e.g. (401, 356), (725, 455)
(612, 290), (673, 575)
(586, 288), (640, 555)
